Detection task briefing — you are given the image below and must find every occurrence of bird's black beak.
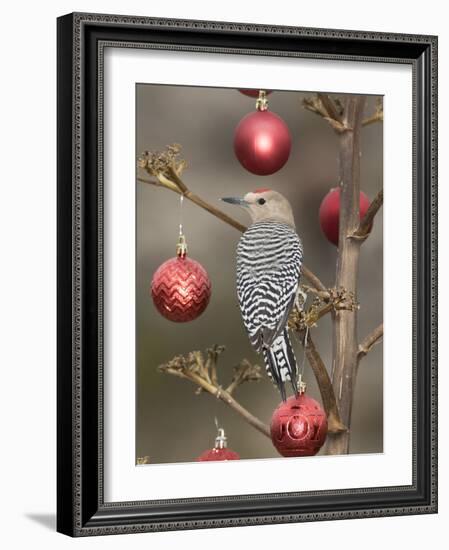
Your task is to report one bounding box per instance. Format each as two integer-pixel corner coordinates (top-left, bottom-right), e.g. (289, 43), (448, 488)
(221, 197), (249, 207)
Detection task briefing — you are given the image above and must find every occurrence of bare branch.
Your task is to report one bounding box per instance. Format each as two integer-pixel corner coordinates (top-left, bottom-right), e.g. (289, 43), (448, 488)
(226, 360), (263, 395)
(302, 95), (328, 117)
(362, 112), (383, 126)
(301, 285), (331, 301)
(351, 188), (383, 240)
(358, 323), (383, 361)
(138, 144), (326, 291)
(158, 347), (270, 438)
(362, 98), (383, 127)
(298, 330), (347, 434)
(317, 93), (343, 124)
(137, 174), (246, 233)
(301, 266), (327, 292)
(289, 287), (358, 331)
(303, 94), (351, 133)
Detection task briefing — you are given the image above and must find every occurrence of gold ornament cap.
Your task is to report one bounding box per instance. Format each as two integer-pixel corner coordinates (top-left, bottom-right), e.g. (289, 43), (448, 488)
(297, 373), (307, 395)
(176, 233), (188, 258)
(256, 90), (269, 111)
(215, 428), (228, 449)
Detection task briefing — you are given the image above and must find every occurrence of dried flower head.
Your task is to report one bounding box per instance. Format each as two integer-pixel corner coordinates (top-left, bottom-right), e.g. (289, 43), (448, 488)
(138, 143), (187, 178)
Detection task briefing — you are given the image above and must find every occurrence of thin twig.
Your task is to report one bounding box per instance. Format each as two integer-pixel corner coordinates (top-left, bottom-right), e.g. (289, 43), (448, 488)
(289, 287), (358, 331)
(362, 99), (383, 127)
(301, 285), (331, 301)
(192, 373), (270, 438)
(357, 323), (383, 361)
(362, 112), (383, 126)
(317, 93), (343, 124)
(351, 188), (383, 239)
(298, 330), (347, 434)
(302, 266), (327, 292)
(303, 94), (351, 133)
(225, 360), (263, 395)
(159, 348), (270, 438)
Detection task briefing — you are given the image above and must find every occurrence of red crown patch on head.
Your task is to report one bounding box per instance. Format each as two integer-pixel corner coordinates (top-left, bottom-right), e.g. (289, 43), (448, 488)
(253, 188), (271, 194)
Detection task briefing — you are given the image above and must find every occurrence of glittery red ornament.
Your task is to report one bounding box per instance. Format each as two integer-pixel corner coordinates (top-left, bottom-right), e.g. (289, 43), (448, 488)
(151, 245), (211, 322)
(197, 447), (240, 461)
(238, 89), (272, 97)
(319, 187), (372, 246)
(270, 393), (328, 457)
(197, 429), (240, 462)
(234, 110), (291, 175)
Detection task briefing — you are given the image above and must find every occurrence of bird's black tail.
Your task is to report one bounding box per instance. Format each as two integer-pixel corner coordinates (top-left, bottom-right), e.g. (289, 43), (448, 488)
(262, 329), (298, 401)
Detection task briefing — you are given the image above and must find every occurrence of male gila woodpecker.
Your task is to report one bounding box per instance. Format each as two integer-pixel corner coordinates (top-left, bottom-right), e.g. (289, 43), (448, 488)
(222, 189), (303, 401)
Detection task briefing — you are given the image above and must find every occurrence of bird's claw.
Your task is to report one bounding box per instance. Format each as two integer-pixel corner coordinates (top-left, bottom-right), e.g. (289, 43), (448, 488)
(295, 287), (308, 312)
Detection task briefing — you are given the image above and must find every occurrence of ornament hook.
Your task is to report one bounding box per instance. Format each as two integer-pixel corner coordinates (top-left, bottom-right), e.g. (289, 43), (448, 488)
(297, 373), (307, 395)
(215, 428), (227, 449)
(256, 89), (269, 111)
(214, 417), (227, 449)
(297, 326), (309, 395)
(176, 194), (188, 258)
(176, 233), (188, 258)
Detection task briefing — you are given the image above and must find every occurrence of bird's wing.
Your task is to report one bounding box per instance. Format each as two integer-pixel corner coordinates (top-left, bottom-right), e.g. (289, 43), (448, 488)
(252, 268), (300, 350)
(237, 223), (303, 352)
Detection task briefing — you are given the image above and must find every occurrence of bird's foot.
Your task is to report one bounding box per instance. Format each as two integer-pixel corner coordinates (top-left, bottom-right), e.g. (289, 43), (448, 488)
(295, 286), (308, 312)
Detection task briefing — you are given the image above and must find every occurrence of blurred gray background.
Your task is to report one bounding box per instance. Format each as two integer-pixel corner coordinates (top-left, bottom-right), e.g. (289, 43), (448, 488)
(136, 85), (383, 464)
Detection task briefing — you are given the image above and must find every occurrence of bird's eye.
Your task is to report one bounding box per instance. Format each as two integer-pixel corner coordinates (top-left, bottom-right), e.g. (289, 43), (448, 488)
(257, 198), (266, 205)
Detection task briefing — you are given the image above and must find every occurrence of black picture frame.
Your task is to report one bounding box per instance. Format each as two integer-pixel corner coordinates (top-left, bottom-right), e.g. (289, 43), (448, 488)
(57, 12), (438, 537)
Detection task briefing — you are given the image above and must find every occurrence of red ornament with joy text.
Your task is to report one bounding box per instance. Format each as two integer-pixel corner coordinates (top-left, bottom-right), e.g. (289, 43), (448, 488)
(270, 393), (328, 457)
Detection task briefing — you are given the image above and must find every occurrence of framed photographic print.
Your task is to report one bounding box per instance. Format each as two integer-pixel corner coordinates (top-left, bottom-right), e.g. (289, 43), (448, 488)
(57, 12), (438, 536)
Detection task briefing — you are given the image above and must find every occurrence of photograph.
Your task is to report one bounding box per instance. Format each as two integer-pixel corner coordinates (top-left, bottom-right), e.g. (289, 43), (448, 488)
(135, 85), (384, 464)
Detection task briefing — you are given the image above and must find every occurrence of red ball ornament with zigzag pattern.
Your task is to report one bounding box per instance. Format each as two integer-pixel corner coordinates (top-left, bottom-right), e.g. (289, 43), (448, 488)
(151, 237), (211, 322)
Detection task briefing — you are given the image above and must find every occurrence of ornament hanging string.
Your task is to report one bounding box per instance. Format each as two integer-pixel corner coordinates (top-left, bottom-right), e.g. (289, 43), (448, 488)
(290, 288), (309, 393)
(179, 194), (184, 237)
(298, 326), (309, 392)
(214, 400), (223, 440)
(290, 324), (308, 393)
(176, 194), (187, 258)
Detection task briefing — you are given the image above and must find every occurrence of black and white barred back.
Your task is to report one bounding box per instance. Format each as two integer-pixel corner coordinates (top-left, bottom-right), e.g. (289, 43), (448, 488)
(236, 220), (303, 400)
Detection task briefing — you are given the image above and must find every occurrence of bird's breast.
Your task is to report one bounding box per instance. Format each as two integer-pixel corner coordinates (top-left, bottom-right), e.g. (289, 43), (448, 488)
(237, 221), (302, 278)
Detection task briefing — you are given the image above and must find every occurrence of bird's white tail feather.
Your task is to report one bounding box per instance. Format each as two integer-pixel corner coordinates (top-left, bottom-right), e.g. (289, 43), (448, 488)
(262, 330), (298, 400)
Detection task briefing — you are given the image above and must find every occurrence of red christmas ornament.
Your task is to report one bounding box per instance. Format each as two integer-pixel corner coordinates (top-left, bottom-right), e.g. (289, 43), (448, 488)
(319, 187), (372, 246)
(238, 89), (272, 98)
(197, 429), (240, 462)
(270, 393), (328, 457)
(234, 110), (291, 175)
(151, 235), (211, 322)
